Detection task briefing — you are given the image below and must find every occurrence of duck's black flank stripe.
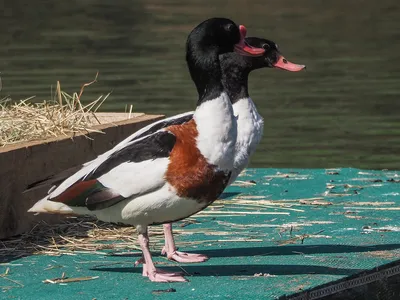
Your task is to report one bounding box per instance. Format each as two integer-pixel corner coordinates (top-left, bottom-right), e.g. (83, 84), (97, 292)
(87, 131), (177, 179)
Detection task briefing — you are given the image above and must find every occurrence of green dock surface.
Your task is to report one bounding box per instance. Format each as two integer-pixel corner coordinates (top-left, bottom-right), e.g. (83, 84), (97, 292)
(1, 168), (400, 299)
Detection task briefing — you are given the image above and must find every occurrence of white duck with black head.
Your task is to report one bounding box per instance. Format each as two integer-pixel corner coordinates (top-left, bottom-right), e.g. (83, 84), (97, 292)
(27, 17), (265, 283)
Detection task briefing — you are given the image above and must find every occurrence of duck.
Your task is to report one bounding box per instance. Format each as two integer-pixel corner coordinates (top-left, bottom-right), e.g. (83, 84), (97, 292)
(26, 37), (305, 264)
(162, 37), (305, 263)
(27, 18), (265, 283)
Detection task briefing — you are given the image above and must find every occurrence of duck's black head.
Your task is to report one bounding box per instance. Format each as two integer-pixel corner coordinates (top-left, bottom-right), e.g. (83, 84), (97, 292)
(220, 37), (306, 102)
(186, 18), (265, 103)
(245, 37), (306, 71)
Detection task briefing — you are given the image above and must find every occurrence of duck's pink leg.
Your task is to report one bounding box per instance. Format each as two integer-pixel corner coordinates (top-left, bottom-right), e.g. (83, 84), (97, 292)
(137, 227), (187, 282)
(161, 223), (209, 263)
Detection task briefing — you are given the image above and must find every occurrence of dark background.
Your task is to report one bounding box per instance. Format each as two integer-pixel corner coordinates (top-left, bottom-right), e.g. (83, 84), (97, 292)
(1, 0), (399, 169)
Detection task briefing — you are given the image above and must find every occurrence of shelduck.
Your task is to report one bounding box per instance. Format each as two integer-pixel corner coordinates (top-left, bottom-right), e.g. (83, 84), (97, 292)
(26, 38), (305, 265)
(162, 37), (305, 262)
(27, 18), (265, 282)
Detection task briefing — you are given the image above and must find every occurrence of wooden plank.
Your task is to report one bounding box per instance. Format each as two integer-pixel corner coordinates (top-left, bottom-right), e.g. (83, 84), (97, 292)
(0, 113), (164, 239)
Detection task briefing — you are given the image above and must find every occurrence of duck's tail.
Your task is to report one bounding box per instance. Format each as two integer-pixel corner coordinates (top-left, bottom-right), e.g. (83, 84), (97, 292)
(27, 196), (75, 214)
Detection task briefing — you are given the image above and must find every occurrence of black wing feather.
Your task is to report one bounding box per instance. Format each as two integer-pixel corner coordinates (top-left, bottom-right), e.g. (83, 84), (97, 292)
(24, 114), (190, 193)
(134, 114), (193, 140)
(24, 165), (83, 193)
(86, 131), (176, 179)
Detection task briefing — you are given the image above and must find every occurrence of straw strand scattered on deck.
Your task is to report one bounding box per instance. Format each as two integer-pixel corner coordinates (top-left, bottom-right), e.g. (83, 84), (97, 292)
(0, 193), (354, 259)
(0, 198), (298, 259)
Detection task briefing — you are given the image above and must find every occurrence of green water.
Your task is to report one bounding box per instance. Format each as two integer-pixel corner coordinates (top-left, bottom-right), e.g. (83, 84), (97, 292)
(1, 0), (400, 169)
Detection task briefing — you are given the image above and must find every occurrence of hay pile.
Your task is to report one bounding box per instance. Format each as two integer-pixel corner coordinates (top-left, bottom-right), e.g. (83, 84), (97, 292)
(0, 74), (110, 147)
(0, 217), (166, 260)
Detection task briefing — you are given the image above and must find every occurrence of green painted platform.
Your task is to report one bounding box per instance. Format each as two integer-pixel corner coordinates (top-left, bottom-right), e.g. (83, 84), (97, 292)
(2, 168), (400, 299)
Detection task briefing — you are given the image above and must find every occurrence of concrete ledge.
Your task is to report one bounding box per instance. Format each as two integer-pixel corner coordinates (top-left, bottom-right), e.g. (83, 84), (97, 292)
(0, 113), (164, 239)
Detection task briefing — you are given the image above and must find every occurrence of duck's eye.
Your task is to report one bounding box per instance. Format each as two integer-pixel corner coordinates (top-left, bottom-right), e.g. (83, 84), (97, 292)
(262, 44), (270, 50)
(224, 23), (234, 32)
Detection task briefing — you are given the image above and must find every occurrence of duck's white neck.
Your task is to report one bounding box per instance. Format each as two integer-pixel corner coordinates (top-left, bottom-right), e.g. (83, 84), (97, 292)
(233, 97), (264, 153)
(229, 97), (264, 182)
(194, 92), (237, 171)
(233, 97), (262, 124)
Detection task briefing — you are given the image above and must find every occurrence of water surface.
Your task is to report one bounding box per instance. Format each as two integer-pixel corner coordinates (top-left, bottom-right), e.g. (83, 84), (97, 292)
(1, 0), (400, 169)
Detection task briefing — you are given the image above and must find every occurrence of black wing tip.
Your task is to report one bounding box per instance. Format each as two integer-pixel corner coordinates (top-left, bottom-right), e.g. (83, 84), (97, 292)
(23, 177), (53, 193)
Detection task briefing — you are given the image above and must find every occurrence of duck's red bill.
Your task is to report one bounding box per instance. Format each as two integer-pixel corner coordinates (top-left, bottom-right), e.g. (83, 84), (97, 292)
(273, 55), (306, 72)
(234, 25), (265, 57)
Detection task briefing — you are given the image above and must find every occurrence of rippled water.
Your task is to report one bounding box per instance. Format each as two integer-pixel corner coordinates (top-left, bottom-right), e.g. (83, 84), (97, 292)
(1, 0), (400, 169)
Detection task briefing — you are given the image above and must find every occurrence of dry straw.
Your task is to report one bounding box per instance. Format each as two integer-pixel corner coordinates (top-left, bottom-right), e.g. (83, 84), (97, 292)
(0, 197), (296, 260)
(0, 73), (110, 146)
(0, 217), (166, 260)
